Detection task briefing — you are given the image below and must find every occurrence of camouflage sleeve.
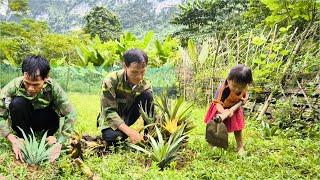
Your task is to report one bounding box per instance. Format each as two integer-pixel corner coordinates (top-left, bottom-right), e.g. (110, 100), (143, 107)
(0, 79), (17, 137)
(98, 77), (124, 130)
(52, 80), (76, 141)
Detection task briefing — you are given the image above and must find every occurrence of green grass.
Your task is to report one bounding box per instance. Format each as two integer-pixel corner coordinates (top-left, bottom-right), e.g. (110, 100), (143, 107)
(0, 93), (319, 179)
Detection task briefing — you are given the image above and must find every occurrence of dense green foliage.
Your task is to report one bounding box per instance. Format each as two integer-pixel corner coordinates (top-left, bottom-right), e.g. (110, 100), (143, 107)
(0, 18), (181, 68)
(84, 6), (122, 42)
(0, 18), (85, 66)
(172, 0), (319, 39)
(7, 0), (28, 13)
(171, 0), (249, 38)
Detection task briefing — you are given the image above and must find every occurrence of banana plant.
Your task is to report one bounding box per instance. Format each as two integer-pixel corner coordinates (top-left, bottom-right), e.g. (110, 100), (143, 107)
(76, 35), (119, 67)
(153, 36), (180, 66)
(187, 39), (210, 66)
(117, 31), (155, 58)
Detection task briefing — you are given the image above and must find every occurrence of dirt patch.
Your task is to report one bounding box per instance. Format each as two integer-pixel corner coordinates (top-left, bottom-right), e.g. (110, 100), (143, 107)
(12, 158), (23, 167)
(137, 147), (196, 170)
(175, 148), (196, 170)
(0, 174), (6, 180)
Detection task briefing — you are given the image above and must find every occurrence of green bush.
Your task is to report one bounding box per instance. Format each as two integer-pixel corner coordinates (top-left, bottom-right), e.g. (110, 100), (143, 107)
(273, 97), (320, 138)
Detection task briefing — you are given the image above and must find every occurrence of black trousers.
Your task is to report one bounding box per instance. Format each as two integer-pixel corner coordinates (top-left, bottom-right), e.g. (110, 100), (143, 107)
(9, 96), (59, 138)
(101, 90), (154, 144)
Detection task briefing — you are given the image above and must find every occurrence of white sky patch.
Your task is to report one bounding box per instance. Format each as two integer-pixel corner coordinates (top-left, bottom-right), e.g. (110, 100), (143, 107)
(0, 0), (8, 16)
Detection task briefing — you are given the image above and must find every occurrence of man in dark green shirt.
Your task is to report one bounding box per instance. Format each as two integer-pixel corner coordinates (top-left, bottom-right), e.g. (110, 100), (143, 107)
(98, 49), (154, 145)
(0, 56), (76, 162)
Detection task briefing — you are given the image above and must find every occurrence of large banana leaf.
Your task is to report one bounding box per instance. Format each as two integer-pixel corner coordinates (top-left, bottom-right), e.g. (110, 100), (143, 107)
(187, 39), (198, 63)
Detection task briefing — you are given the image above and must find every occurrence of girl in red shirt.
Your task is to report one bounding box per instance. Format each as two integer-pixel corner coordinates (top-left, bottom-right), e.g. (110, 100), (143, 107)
(204, 65), (253, 155)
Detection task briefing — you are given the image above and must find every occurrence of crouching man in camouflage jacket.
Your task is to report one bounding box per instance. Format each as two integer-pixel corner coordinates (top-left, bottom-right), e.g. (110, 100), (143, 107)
(0, 55), (76, 162)
(98, 49), (154, 145)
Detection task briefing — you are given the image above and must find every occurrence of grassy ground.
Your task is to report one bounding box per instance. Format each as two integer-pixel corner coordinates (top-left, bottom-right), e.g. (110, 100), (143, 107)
(0, 93), (319, 179)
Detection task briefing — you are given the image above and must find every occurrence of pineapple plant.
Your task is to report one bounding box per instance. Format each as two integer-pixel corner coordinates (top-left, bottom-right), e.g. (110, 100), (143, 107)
(155, 95), (195, 138)
(139, 93), (195, 140)
(129, 126), (186, 170)
(133, 94), (196, 169)
(18, 127), (61, 165)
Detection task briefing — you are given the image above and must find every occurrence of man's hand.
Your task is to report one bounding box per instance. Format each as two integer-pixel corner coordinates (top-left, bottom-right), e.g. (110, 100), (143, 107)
(46, 136), (62, 162)
(46, 136), (57, 145)
(118, 123), (144, 144)
(7, 134), (24, 162)
(128, 130), (144, 144)
(49, 143), (62, 163)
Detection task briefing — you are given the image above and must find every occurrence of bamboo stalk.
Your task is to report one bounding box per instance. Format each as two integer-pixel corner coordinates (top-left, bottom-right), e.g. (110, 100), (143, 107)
(296, 80), (312, 108)
(257, 91), (273, 121)
(266, 24), (278, 64)
(257, 24), (313, 121)
(285, 27), (298, 50)
(226, 35), (230, 64)
(250, 99), (256, 113)
(236, 31), (240, 64)
(245, 30), (253, 66)
(75, 158), (94, 179)
(212, 36), (220, 69)
(211, 78), (214, 102)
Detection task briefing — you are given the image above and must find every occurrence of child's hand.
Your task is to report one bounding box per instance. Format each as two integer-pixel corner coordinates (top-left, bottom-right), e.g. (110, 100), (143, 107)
(222, 109), (233, 118)
(227, 109), (234, 118)
(241, 93), (249, 105)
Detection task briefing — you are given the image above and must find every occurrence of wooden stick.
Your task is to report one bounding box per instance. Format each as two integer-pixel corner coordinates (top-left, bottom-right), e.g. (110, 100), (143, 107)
(236, 31), (240, 64)
(245, 30), (253, 66)
(296, 80), (312, 108)
(266, 24), (278, 63)
(213, 101), (243, 122)
(75, 158), (94, 178)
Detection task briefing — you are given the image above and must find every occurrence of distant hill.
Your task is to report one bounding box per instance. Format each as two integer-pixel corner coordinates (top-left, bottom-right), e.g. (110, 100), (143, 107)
(0, 0), (183, 37)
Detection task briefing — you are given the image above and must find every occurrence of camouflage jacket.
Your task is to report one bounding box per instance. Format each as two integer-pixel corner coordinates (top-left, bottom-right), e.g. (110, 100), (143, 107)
(98, 69), (152, 130)
(0, 76), (76, 141)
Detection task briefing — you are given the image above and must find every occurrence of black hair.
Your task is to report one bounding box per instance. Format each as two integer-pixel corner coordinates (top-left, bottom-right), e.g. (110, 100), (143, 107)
(227, 64), (253, 85)
(123, 49), (148, 67)
(22, 55), (50, 80)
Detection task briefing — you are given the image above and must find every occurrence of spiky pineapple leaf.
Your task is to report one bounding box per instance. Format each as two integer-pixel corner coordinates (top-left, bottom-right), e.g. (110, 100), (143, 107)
(18, 128), (55, 165)
(128, 143), (151, 155)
